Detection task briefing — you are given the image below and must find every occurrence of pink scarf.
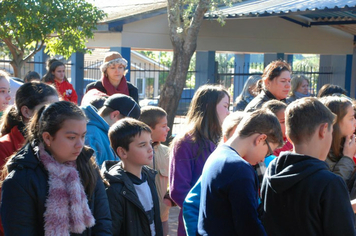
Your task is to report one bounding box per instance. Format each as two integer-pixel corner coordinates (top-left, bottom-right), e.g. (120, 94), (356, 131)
(37, 143), (95, 236)
(102, 75), (129, 96)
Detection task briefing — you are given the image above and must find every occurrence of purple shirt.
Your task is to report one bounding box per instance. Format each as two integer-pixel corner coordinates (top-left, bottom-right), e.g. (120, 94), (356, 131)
(169, 134), (216, 236)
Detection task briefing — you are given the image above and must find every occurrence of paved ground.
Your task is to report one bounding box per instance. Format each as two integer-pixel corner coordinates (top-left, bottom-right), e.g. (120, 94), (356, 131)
(168, 206), (180, 236)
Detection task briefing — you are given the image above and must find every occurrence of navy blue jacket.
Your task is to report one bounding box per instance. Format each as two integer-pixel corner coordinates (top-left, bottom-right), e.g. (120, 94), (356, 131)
(197, 144), (266, 236)
(261, 152), (356, 236)
(0, 143), (112, 236)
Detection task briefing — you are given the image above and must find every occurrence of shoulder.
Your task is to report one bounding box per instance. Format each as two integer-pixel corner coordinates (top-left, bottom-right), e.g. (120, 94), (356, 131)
(86, 81), (106, 94)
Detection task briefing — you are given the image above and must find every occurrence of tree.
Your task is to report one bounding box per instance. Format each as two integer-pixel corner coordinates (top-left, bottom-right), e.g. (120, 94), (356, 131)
(159, 0), (233, 137)
(0, 0), (106, 78)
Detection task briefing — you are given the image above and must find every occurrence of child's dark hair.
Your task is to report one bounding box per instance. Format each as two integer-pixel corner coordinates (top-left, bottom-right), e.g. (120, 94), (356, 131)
(0, 82), (58, 136)
(236, 109), (284, 147)
(139, 106), (167, 129)
(27, 101), (98, 196)
(24, 71), (41, 83)
(262, 100), (287, 115)
(319, 96), (352, 161)
(109, 118), (151, 152)
(317, 84), (347, 98)
(286, 97), (336, 145)
(42, 60), (67, 83)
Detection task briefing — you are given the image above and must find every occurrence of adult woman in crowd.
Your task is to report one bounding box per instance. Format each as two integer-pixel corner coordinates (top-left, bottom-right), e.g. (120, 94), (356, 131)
(169, 84), (230, 236)
(0, 70), (11, 118)
(244, 60), (291, 112)
(1, 101), (111, 235)
(0, 82), (58, 168)
(286, 74), (311, 103)
(233, 75), (260, 111)
(85, 52), (138, 103)
(320, 96), (356, 183)
(42, 60), (78, 104)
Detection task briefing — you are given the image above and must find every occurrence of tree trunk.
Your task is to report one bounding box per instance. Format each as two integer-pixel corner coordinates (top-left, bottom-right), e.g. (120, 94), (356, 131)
(159, 49), (192, 142)
(10, 58), (24, 79)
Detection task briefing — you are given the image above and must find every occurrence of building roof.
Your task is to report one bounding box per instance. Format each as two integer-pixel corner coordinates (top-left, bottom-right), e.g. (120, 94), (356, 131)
(206, 0), (356, 35)
(88, 0), (167, 23)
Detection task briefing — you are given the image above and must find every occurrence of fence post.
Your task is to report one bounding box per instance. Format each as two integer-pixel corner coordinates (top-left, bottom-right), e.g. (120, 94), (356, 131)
(34, 47), (48, 77)
(195, 51), (216, 89)
(71, 52), (84, 104)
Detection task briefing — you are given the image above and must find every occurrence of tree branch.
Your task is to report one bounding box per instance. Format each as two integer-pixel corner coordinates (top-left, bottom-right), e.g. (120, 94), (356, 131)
(184, 0), (210, 53)
(2, 38), (19, 58)
(23, 40), (44, 62)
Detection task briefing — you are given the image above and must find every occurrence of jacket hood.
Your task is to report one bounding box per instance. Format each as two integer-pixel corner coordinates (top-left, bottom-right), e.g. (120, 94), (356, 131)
(264, 152), (329, 193)
(81, 105), (109, 133)
(7, 143), (39, 172)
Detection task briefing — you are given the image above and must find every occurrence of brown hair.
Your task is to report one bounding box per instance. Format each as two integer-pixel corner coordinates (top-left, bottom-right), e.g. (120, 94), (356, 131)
(139, 106), (167, 129)
(286, 97), (336, 145)
(262, 60), (291, 88)
(42, 60), (67, 83)
(317, 84), (347, 98)
(262, 100), (287, 115)
(109, 118), (151, 152)
(236, 109), (284, 146)
(21, 101), (97, 197)
(0, 82), (58, 136)
(320, 96), (352, 161)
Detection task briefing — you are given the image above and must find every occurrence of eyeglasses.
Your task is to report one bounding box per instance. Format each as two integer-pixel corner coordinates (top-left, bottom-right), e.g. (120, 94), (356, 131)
(265, 139), (273, 158)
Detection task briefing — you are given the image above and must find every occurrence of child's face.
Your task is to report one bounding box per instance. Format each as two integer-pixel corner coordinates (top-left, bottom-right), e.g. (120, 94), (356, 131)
(106, 63), (125, 82)
(244, 135), (278, 165)
(216, 94), (230, 125)
(339, 105), (356, 137)
(151, 116), (170, 143)
(52, 65), (65, 82)
(125, 131), (153, 166)
(276, 109), (286, 138)
(43, 118), (87, 164)
(0, 78), (10, 111)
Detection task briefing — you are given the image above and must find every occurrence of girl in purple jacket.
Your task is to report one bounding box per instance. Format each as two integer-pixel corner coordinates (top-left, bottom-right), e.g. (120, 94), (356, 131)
(169, 84), (230, 236)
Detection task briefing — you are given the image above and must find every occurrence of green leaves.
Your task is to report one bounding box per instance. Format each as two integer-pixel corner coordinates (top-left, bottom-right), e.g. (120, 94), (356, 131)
(0, 0), (107, 59)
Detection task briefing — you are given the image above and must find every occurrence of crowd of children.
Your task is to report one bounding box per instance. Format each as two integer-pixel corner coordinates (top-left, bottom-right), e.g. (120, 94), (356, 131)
(0, 58), (356, 236)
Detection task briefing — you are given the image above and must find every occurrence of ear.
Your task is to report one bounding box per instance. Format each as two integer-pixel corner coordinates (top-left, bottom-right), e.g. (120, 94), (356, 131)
(110, 110), (121, 121)
(263, 78), (270, 88)
(255, 133), (267, 146)
(116, 146), (127, 160)
(42, 132), (52, 147)
(319, 123), (329, 139)
(20, 106), (32, 120)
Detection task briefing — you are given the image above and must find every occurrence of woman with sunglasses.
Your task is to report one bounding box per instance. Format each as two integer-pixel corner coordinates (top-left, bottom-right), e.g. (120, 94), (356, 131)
(245, 60), (292, 112)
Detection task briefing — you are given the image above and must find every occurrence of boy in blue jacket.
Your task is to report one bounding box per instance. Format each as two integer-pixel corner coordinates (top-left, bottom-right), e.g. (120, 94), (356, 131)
(261, 97), (356, 235)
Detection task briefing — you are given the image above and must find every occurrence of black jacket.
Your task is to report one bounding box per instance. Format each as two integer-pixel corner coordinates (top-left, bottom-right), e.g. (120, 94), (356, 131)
(261, 152), (356, 236)
(0, 143), (112, 236)
(244, 90), (286, 112)
(86, 80), (139, 103)
(102, 161), (163, 236)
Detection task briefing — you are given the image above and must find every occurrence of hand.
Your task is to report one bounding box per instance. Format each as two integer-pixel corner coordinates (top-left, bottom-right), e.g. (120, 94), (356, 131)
(351, 199), (356, 213)
(343, 134), (356, 159)
(163, 198), (172, 207)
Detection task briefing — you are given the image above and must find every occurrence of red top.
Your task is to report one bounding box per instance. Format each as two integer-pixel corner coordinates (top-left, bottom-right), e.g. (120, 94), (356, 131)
(273, 139), (293, 157)
(53, 80), (78, 104)
(0, 126), (25, 170)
